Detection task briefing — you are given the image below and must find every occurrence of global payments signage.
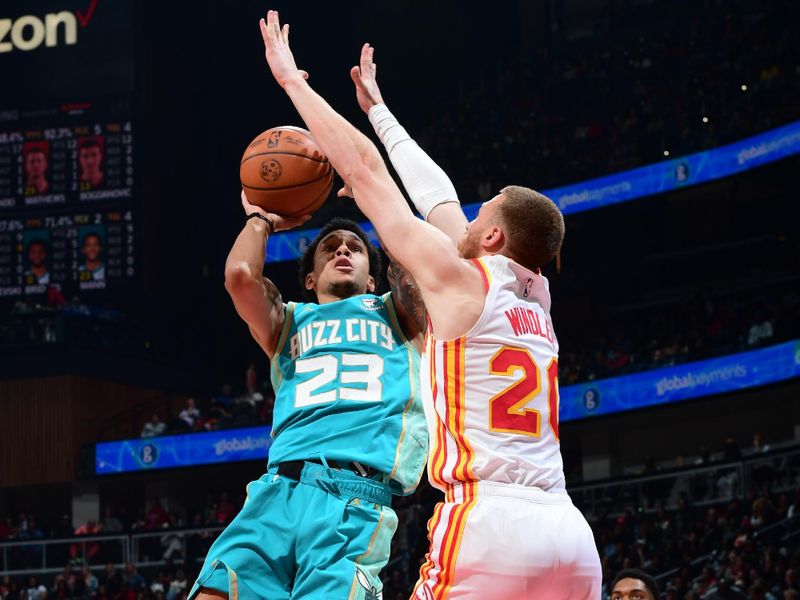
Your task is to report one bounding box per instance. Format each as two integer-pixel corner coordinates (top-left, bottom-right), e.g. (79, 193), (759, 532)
(560, 339), (800, 422)
(264, 119), (800, 263)
(95, 426), (272, 475)
(95, 341), (800, 474)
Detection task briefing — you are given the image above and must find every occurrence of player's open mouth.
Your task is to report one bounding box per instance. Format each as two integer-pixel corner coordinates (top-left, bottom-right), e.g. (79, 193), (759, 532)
(333, 258), (352, 272)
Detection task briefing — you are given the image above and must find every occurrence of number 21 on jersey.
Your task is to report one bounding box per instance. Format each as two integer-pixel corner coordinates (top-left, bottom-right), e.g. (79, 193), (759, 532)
(488, 346), (559, 439)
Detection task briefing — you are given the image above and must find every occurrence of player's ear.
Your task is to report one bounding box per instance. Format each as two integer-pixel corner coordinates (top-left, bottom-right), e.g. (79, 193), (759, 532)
(304, 273), (316, 291)
(366, 275), (375, 293)
(482, 225), (505, 252)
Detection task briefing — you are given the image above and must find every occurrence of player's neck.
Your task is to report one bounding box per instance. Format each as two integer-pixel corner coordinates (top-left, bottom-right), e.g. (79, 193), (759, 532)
(31, 266), (46, 277)
(86, 259), (101, 270)
(317, 291), (359, 304)
(315, 281), (368, 304)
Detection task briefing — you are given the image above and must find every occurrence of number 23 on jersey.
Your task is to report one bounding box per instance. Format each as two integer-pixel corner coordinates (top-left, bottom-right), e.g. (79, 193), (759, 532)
(294, 353), (384, 407)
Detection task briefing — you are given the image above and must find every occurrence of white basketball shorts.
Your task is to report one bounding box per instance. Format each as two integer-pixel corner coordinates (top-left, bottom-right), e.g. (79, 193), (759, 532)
(412, 481), (601, 599)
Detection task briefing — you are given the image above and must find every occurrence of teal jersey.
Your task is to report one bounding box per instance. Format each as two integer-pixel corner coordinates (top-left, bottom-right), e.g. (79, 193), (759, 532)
(269, 292), (427, 494)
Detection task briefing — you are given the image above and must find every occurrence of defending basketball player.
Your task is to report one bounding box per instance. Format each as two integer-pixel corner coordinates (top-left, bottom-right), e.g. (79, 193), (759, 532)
(189, 192), (429, 599)
(260, 11), (601, 599)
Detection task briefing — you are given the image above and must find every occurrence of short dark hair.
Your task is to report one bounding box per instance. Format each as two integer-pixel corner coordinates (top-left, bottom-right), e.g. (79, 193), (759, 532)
(82, 233), (101, 245)
(298, 217), (382, 302)
(497, 185), (565, 270)
(27, 239), (46, 251)
(611, 569), (660, 599)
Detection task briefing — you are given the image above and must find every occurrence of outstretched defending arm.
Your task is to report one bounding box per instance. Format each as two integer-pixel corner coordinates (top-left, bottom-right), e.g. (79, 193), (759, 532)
(259, 11), (483, 339)
(350, 43), (468, 245)
(224, 191), (308, 358)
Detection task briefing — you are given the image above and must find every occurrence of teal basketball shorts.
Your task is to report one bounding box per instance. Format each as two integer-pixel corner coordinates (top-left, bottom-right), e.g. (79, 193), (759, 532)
(188, 461), (398, 600)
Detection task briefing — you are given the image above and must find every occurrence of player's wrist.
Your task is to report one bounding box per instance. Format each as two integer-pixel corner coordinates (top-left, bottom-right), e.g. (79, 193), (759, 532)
(281, 75), (308, 92)
(246, 212), (275, 235)
(368, 104), (412, 153)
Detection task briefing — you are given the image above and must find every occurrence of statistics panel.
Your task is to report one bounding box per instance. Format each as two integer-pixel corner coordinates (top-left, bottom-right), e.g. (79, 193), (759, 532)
(0, 208), (135, 296)
(0, 99), (137, 297)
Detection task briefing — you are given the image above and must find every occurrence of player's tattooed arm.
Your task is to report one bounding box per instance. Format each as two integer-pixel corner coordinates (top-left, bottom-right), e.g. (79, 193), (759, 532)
(388, 259), (427, 341)
(226, 191), (307, 358)
(262, 276), (283, 314)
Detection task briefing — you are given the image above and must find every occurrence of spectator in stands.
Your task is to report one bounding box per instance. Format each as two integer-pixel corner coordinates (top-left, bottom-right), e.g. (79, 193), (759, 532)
(71, 520), (100, 561)
(611, 568), (661, 599)
(212, 384), (234, 408)
(166, 569), (188, 600)
(141, 414), (167, 438)
(751, 433), (771, 455)
(213, 492), (236, 525)
(705, 578), (748, 599)
(123, 562), (145, 592)
(178, 398), (200, 430)
(17, 517), (45, 567)
(245, 362), (257, 396)
(150, 571), (169, 596)
(160, 526), (184, 561)
(100, 506), (122, 533)
(25, 576), (47, 600)
(82, 566), (98, 597)
(3, 577), (22, 600)
(785, 569), (799, 595)
(145, 498), (170, 530)
(102, 564), (122, 596)
(50, 580), (68, 600)
(52, 565), (75, 596)
(125, 509), (145, 532)
(0, 517), (13, 540)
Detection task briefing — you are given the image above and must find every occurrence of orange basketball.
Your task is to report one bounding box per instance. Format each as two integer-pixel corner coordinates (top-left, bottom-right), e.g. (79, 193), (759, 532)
(240, 126), (333, 217)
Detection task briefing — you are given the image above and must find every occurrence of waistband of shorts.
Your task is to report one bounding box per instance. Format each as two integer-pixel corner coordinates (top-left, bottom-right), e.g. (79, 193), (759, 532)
(271, 461), (393, 506)
(445, 481), (572, 504)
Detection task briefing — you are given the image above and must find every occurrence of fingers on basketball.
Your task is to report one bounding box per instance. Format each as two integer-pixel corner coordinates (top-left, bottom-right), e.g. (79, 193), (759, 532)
(240, 126), (333, 218)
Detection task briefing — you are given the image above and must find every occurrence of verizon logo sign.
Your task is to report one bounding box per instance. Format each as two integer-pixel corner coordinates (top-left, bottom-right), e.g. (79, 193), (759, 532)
(0, 0), (98, 54)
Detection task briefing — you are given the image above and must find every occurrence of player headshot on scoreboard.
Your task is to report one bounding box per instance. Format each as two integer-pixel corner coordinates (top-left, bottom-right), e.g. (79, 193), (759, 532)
(23, 233), (50, 285)
(78, 137), (105, 190)
(78, 226), (105, 281)
(23, 142), (50, 196)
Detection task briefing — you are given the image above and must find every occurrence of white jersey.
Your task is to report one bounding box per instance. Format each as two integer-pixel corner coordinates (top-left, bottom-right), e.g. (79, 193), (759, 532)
(421, 254), (566, 493)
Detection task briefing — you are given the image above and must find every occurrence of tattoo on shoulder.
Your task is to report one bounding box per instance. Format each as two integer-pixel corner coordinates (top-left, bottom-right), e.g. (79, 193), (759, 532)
(387, 261), (427, 334)
(262, 276), (283, 308)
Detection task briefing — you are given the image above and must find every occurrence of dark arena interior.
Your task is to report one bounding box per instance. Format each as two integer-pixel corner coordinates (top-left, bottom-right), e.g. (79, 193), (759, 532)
(1, 1), (799, 599)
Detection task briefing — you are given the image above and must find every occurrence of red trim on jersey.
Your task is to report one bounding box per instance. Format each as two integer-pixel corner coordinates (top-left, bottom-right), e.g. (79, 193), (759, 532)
(413, 501), (445, 597)
(449, 338), (463, 482)
(432, 482), (478, 599)
(470, 258), (491, 293)
(429, 339), (447, 488)
(439, 340), (454, 486)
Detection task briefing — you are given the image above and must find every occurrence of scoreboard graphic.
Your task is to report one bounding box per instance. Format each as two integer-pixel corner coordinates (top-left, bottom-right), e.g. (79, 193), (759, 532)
(0, 101), (136, 296)
(0, 118), (133, 210)
(0, 0), (138, 298)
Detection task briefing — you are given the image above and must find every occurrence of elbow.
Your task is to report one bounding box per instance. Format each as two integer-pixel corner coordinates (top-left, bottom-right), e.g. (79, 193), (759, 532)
(224, 262), (258, 294)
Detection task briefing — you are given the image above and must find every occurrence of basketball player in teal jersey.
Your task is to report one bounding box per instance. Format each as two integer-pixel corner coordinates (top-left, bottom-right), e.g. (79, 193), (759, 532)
(260, 11), (601, 599)
(190, 192), (428, 600)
